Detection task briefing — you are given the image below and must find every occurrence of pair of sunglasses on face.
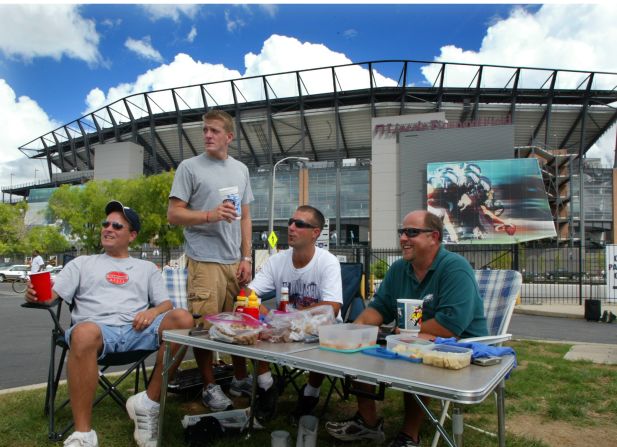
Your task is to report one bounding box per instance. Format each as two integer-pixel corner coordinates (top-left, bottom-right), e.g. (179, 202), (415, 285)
(397, 227), (435, 238)
(101, 221), (125, 231)
(288, 218), (317, 229)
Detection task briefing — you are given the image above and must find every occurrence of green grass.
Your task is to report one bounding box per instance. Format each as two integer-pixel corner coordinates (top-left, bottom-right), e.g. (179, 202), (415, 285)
(1, 340), (615, 446)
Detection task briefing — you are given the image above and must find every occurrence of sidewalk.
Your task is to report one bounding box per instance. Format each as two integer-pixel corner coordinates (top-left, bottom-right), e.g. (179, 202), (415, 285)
(513, 301), (617, 365)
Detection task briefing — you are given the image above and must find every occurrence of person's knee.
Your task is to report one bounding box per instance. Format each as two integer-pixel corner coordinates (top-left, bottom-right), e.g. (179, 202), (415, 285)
(162, 309), (194, 330)
(69, 323), (102, 352)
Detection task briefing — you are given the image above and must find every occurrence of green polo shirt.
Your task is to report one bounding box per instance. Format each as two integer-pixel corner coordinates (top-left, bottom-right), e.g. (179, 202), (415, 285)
(369, 246), (487, 338)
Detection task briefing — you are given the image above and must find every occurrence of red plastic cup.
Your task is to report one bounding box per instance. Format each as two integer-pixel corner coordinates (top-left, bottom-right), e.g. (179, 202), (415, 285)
(30, 271), (53, 301)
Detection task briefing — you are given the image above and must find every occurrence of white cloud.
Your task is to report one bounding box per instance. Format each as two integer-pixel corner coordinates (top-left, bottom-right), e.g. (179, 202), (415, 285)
(0, 79), (60, 187)
(0, 4), (101, 65)
(125, 36), (164, 63)
(186, 26), (197, 43)
(225, 10), (246, 32)
(342, 29), (358, 39)
(421, 3), (617, 166)
(259, 4), (278, 18)
(140, 4), (200, 22)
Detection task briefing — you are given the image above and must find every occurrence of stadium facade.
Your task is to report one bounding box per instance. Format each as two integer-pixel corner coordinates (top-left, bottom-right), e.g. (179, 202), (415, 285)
(4, 60), (617, 248)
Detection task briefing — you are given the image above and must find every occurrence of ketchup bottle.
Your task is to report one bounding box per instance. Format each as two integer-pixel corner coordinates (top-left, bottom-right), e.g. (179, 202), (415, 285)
(278, 286), (289, 312)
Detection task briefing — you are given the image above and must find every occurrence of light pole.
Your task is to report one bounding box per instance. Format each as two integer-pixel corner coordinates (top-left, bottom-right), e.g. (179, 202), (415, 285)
(9, 172), (14, 203)
(34, 168), (39, 181)
(267, 156), (309, 255)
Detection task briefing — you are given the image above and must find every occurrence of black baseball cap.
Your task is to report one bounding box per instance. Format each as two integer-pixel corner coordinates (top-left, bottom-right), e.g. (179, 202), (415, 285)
(105, 201), (141, 233)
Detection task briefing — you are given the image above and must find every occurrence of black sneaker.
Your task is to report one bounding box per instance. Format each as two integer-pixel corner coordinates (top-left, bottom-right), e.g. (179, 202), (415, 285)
(325, 412), (385, 442)
(254, 385), (278, 423)
(388, 432), (420, 447)
(291, 385), (319, 425)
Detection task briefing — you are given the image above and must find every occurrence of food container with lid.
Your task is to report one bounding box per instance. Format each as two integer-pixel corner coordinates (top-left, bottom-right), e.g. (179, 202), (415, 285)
(385, 334), (433, 360)
(422, 344), (472, 370)
(318, 323), (378, 352)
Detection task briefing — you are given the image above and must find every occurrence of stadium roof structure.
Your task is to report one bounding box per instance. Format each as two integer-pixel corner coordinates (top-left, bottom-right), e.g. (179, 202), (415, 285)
(12, 59), (617, 194)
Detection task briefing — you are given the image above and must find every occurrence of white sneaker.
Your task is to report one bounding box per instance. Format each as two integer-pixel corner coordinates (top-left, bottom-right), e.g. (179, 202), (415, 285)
(126, 391), (159, 447)
(229, 376), (253, 397)
(202, 383), (233, 411)
(63, 430), (99, 447)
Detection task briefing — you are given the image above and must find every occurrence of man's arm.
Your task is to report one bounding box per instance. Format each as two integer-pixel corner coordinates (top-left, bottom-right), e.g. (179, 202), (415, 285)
(419, 318), (456, 339)
(353, 307), (384, 326)
(167, 197), (237, 226)
(133, 300), (173, 331)
(24, 281), (58, 305)
(236, 204), (253, 286)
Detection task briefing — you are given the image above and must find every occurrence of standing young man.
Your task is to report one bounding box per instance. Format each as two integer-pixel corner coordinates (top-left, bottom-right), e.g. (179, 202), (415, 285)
(168, 109), (255, 411)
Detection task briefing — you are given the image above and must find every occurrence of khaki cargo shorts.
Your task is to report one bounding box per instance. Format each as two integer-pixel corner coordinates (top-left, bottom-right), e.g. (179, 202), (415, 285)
(187, 258), (240, 328)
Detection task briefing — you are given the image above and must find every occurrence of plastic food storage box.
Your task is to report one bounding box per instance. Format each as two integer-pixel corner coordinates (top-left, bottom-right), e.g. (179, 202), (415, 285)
(422, 344), (472, 370)
(386, 334), (433, 360)
(319, 323), (378, 351)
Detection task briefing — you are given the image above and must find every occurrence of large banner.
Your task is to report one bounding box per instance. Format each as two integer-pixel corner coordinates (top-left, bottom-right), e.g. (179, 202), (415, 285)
(606, 245), (617, 303)
(426, 159), (556, 244)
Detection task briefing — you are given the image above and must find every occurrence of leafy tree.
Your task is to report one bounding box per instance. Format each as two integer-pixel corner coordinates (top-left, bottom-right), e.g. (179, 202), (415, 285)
(0, 201), (28, 256)
(25, 225), (71, 257)
(371, 258), (389, 279)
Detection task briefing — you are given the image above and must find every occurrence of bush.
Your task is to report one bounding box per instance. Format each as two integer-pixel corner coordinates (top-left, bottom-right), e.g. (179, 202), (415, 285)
(371, 259), (389, 279)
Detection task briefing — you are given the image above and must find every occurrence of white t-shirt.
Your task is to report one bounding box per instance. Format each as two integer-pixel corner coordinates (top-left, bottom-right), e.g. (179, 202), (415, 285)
(248, 247), (343, 311)
(31, 255), (44, 273)
(53, 254), (169, 326)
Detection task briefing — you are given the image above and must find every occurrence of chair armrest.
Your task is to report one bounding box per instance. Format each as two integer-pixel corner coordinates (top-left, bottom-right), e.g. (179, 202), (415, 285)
(21, 298), (60, 309)
(460, 334), (512, 345)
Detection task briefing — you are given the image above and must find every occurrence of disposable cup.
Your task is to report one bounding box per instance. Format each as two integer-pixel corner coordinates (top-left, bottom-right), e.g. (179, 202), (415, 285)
(270, 430), (291, 447)
(397, 298), (423, 331)
(219, 186), (241, 220)
(30, 271), (53, 301)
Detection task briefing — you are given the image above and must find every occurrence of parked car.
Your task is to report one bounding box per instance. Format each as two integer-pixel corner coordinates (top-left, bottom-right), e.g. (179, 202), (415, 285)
(546, 270), (589, 281)
(0, 265), (29, 282)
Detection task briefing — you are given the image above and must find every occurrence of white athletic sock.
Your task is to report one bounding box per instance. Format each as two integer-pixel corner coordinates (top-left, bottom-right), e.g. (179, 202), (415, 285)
(304, 383), (320, 398)
(257, 371), (273, 390)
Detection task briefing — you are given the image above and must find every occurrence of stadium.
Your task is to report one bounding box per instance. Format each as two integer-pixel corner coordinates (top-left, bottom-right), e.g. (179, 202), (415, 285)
(4, 59), (617, 250)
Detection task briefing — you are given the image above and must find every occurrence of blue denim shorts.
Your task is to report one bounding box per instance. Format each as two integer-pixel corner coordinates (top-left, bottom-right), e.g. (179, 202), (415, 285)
(65, 312), (168, 360)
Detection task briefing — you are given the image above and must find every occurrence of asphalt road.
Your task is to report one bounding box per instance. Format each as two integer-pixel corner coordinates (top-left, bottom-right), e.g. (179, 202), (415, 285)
(1, 282), (616, 391)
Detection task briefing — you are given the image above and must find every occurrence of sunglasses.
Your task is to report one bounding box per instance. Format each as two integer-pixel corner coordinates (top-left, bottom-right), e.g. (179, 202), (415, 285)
(288, 218), (317, 229)
(397, 227), (435, 238)
(102, 221), (125, 231)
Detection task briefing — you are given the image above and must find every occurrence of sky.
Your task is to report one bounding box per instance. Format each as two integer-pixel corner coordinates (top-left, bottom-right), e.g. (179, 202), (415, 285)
(0, 1), (616, 189)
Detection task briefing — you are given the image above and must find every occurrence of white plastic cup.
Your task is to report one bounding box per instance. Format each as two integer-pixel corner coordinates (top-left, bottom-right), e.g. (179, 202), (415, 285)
(296, 415), (318, 447)
(271, 430), (291, 447)
(219, 186), (241, 220)
(397, 298), (423, 332)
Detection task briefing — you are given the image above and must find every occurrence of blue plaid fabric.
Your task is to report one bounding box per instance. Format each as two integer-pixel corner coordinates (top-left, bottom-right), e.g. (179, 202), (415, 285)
(474, 269), (522, 336)
(163, 268), (188, 310)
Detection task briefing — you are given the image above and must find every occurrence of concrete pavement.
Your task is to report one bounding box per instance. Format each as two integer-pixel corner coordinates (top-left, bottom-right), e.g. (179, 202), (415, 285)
(513, 302), (617, 365)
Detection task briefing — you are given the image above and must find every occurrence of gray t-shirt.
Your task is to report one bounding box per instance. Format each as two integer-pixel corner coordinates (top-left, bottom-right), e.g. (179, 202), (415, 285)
(169, 153), (254, 263)
(53, 254), (169, 326)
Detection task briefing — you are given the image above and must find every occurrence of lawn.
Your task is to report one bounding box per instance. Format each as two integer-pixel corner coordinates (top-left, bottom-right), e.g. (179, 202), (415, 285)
(1, 340), (616, 447)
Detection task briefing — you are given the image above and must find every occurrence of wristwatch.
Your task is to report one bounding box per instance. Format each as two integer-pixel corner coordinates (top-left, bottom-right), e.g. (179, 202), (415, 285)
(242, 256), (253, 263)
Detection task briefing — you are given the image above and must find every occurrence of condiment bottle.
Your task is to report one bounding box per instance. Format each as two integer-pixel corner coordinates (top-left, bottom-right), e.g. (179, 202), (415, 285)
(244, 290), (260, 320)
(278, 286), (289, 312)
(234, 289), (247, 314)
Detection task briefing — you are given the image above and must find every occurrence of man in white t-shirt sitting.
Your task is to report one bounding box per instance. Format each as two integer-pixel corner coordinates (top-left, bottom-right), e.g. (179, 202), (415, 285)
(248, 205), (343, 423)
(25, 201), (194, 447)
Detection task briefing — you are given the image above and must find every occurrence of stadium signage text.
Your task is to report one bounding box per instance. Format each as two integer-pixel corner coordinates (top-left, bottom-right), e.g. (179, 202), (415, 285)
(374, 117), (512, 137)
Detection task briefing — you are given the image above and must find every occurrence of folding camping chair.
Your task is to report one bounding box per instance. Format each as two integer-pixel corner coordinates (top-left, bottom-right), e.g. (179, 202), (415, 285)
(22, 298), (156, 441)
(430, 268), (522, 447)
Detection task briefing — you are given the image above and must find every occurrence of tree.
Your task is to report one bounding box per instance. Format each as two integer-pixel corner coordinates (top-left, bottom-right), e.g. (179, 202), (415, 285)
(25, 225), (71, 258)
(0, 201), (28, 256)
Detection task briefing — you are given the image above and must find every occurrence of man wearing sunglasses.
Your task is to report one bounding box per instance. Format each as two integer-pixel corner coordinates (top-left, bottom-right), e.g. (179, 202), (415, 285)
(327, 210), (487, 447)
(167, 109), (255, 413)
(25, 201), (194, 447)
(247, 205), (343, 423)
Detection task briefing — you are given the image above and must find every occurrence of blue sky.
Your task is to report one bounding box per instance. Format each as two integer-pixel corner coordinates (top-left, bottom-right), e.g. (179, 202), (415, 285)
(1, 2), (615, 188)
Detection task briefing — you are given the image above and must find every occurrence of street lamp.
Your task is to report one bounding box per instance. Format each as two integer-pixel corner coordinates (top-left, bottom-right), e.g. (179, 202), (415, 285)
(9, 172), (14, 203)
(267, 156), (309, 254)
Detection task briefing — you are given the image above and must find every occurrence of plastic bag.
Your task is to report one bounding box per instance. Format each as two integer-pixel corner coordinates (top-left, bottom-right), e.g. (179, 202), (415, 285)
(261, 306), (335, 343)
(205, 312), (263, 345)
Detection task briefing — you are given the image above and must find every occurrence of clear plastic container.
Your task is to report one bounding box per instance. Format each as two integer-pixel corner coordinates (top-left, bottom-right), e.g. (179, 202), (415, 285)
(318, 323), (378, 351)
(385, 334), (432, 360)
(422, 344), (472, 370)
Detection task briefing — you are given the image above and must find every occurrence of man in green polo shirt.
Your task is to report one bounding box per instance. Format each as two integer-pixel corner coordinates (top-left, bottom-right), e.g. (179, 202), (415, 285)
(326, 209), (488, 447)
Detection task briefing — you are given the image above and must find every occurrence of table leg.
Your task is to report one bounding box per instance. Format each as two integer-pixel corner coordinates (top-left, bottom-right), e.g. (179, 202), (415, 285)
(496, 380), (506, 447)
(452, 406), (463, 447)
(411, 393), (458, 447)
(243, 358), (259, 439)
(157, 343), (187, 447)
